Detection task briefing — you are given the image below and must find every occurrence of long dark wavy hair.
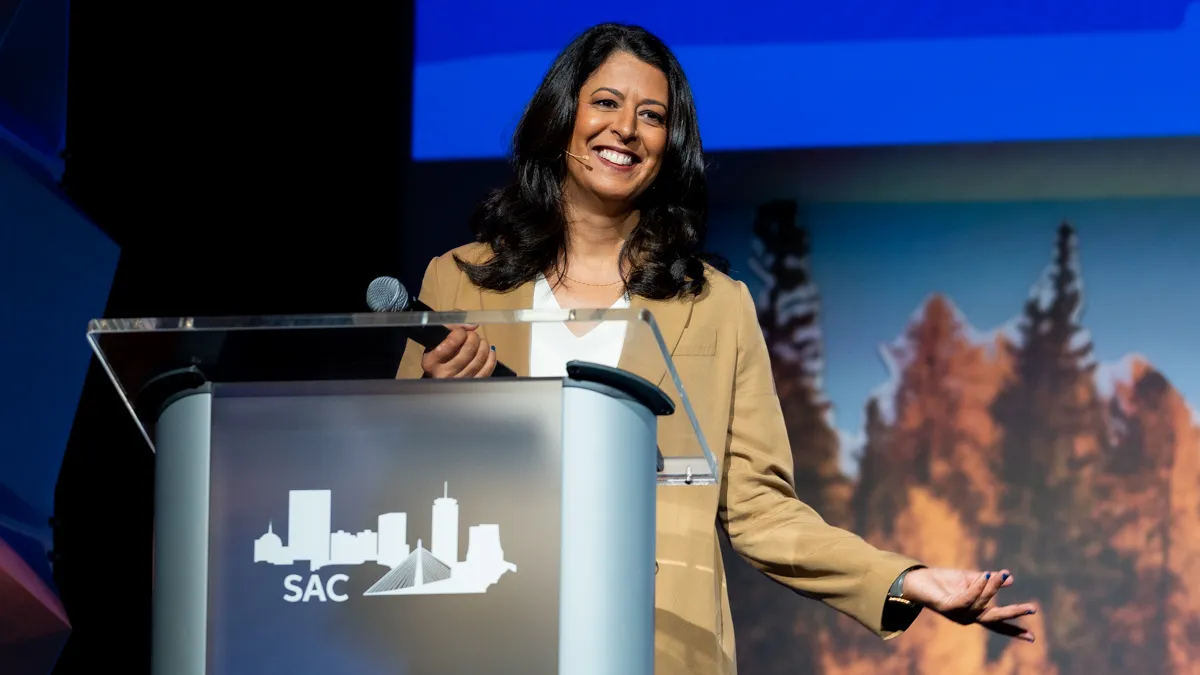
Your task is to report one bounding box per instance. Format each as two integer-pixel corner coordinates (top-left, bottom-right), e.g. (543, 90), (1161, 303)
(455, 23), (723, 300)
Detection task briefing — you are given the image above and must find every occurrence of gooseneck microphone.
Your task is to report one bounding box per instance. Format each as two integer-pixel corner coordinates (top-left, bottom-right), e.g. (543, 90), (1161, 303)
(366, 276), (516, 377)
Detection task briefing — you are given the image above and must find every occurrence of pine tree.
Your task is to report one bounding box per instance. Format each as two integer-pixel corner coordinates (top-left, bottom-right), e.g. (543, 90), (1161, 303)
(1098, 367), (1193, 674)
(895, 296), (1001, 523)
(748, 200), (848, 527)
(855, 295), (1004, 536)
(989, 222), (1112, 668)
(892, 296), (964, 482)
(854, 398), (904, 539)
(724, 200), (845, 675)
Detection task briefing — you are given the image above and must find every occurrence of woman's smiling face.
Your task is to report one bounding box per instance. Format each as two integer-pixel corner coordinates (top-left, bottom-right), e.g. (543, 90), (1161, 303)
(563, 51), (670, 208)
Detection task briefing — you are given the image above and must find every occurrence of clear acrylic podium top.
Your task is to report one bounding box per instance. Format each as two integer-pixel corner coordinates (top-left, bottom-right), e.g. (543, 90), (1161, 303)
(87, 307), (717, 486)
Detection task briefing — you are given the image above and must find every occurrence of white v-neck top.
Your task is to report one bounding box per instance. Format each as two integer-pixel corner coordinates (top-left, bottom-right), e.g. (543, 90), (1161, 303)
(529, 274), (630, 378)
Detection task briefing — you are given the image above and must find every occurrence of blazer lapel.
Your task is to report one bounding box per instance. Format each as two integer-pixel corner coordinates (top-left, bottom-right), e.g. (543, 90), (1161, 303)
(620, 295), (694, 388)
(478, 281), (534, 377)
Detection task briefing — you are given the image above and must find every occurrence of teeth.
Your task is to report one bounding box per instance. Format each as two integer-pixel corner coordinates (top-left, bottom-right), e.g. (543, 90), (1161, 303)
(597, 148), (634, 166)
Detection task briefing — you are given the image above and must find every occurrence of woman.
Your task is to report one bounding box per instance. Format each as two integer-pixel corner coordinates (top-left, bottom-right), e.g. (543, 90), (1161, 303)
(397, 23), (1036, 674)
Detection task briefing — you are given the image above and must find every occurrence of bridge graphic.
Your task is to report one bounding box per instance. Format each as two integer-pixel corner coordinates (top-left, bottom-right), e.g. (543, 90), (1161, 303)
(253, 482), (517, 597)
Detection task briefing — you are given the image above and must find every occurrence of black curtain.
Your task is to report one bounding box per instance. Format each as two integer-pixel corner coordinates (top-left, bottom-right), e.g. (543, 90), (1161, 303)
(52, 3), (413, 671)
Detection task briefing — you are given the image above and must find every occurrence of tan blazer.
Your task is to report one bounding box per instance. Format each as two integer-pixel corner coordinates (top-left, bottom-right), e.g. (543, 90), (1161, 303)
(397, 242), (921, 675)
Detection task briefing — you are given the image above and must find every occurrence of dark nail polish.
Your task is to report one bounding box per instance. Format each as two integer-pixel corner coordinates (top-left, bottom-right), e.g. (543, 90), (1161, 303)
(1002, 572), (1010, 581)
(985, 573), (991, 580)
(490, 345), (496, 351)
(1026, 610), (1035, 615)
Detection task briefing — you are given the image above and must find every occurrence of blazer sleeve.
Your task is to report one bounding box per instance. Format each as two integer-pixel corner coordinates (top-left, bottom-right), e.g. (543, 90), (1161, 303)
(717, 280), (923, 639)
(395, 258), (442, 380)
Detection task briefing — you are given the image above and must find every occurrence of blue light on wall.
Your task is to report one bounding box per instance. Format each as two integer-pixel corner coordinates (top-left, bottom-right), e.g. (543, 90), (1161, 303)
(412, 1), (1200, 160)
(0, 143), (119, 585)
(0, 0), (70, 178)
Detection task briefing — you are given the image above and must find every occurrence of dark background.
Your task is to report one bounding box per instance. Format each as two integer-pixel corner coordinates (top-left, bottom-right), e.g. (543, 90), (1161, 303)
(52, 3), (414, 671)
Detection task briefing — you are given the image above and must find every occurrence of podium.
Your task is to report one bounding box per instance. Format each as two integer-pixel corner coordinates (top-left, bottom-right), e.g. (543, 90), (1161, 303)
(87, 308), (718, 675)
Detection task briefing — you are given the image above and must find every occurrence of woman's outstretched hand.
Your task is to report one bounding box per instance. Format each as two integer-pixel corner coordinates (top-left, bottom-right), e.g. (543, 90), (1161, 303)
(902, 567), (1038, 642)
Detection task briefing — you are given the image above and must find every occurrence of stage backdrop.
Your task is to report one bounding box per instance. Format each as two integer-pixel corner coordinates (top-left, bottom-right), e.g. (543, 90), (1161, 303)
(405, 7), (1200, 672)
(706, 195), (1200, 675)
(401, 133), (1200, 673)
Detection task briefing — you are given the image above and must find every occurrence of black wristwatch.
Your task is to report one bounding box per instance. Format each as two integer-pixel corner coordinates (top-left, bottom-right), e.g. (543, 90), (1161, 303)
(886, 566), (921, 609)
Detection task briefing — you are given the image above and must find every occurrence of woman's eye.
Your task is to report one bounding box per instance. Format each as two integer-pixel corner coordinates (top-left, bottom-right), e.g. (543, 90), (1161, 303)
(595, 99), (617, 108)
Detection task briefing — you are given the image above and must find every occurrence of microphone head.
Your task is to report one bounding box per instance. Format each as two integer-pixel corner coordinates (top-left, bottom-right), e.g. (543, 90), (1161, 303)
(366, 276), (410, 312)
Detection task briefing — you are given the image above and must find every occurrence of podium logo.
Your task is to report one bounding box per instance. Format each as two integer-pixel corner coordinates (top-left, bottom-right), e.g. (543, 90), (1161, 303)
(253, 482), (518, 602)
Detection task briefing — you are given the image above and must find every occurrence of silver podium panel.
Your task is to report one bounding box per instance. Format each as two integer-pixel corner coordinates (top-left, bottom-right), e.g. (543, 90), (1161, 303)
(155, 379), (569, 674)
(153, 377), (658, 675)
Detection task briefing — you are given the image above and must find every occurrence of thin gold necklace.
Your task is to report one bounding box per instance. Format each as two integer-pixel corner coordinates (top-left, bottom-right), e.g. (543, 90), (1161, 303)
(562, 274), (622, 287)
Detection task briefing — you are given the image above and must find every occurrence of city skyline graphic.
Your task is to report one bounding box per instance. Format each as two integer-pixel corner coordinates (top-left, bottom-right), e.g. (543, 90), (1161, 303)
(253, 482), (517, 596)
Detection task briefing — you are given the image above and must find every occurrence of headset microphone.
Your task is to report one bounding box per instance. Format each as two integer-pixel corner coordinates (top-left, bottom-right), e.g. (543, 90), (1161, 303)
(564, 150), (592, 169)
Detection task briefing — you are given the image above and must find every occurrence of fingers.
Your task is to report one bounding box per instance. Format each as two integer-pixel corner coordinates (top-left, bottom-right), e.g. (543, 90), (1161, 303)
(454, 338), (493, 378)
(983, 618), (1036, 643)
(931, 566), (1033, 642)
(972, 569), (1011, 611)
(478, 343), (498, 378)
(961, 570), (989, 605)
(423, 327), (470, 366)
(421, 326), (497, 379)
(971, 570), (1035, 642)
(977, 602), (1037, 624)
(441, 329), (482, 375)
(421, 328), (475, 377)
